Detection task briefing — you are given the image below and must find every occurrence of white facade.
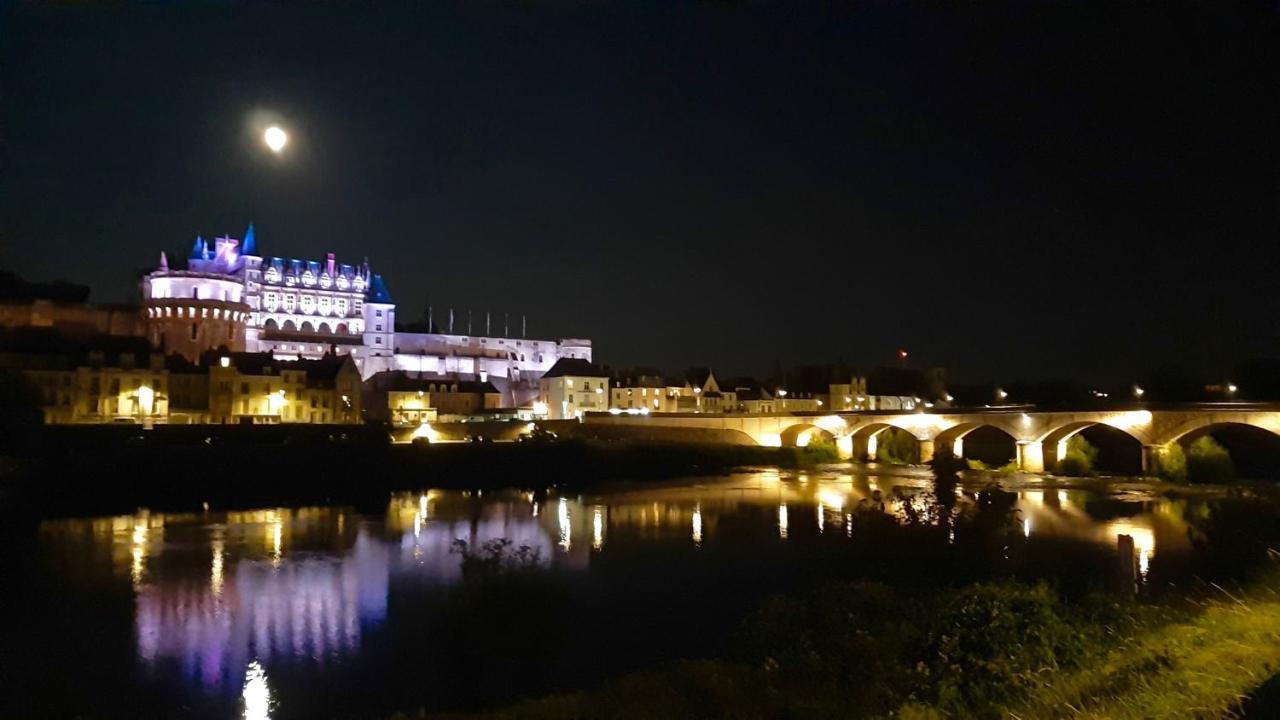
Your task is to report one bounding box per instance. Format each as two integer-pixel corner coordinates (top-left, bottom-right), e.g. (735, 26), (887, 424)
(145, 228), (593, 393)
(540, 373), (609, 420)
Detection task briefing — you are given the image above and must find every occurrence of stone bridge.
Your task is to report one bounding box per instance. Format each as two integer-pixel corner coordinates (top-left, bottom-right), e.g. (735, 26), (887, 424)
(582, 405), (1280, 472)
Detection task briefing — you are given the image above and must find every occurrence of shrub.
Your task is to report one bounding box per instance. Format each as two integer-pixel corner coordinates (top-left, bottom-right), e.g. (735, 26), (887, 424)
(450, 538), (542, 579)
(801, 434), (841, 463)
(920, 583), (1082, 715)
(877, 427), (921, 464)
(1186, 435), (1235, 483)
(1154, 442), (1187, 482)
(1057, 435), (1098, 476)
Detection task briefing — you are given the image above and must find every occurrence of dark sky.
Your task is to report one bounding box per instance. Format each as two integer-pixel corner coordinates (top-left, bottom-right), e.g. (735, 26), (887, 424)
(3, 1), (1277, 383)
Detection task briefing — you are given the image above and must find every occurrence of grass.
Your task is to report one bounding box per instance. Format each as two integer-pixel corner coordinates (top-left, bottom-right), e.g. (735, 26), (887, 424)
(417, 575), (1280, 720)
(1007, 587), (1280, 719)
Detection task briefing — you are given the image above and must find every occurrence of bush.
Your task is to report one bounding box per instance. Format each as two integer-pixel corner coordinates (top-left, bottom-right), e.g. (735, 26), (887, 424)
(877, 427), (921, 464)
(1057, 435), (1098, 476)
(450, 538), (542, 579)
(801, 434), (841, 463)
(921, 583), (1082, 715)
(1186, 436), (1235, 483)
(1154, 443), (1187, 482)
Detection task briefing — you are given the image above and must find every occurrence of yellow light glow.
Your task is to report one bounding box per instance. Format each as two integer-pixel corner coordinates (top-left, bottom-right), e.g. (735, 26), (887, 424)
(760, 433), (782, 447)
(267, 389), (286, 415)
(532, 401), (548, 416)
(558, 498), (571, 551)
(592, 506), (604, 550)
(131, 521), (148, 586)
(1106, 410), (1153, 430)
(137, 385), (155, 416)
(778, 503), (788, 539)
(818, 488), (846, 513)
(692, 504), (703, 545)
(411, 423), (441, 443)
(211, 537), (225, 597)
(795, 430), (812, 448)
(1109, 520), (1155, 579)
(264, 125), (288, 153)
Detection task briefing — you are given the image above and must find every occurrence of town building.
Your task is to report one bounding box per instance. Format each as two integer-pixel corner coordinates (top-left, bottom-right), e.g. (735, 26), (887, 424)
(364, 371), (503, 425)
(0, 330), (168, 424)
(198, 352), (363, 425)
(538, 357), (610, 419)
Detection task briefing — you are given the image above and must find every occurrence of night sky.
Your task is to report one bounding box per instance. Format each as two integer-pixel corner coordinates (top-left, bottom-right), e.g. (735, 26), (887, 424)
(3, 2), (1277, 384)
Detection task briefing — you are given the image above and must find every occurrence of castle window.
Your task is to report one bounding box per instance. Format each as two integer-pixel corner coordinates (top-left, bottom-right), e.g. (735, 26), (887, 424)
(190, 323), (198, 340)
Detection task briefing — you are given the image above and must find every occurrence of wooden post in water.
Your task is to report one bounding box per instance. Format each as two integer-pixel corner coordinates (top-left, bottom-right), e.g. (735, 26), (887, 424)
(1116, 533), (1138, 596)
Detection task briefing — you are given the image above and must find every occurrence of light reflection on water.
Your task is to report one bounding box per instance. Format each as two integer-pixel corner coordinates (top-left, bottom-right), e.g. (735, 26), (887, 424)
(30, 468), (1223, 716)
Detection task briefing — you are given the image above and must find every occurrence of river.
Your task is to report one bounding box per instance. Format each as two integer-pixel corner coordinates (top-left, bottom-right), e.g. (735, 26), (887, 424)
(3, 466), (1277, 718)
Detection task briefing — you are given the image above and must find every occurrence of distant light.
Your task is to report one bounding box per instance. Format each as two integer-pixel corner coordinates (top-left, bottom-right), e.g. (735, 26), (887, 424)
(777, 389), (788, 397)
(944, 394), (954, 403)
(1133, 385), (1145, 399)
(220, 356), (231, 368)
(996, 388), (1008, 401)
(264, 125), (288, 153)
(1227, 383), (1238, 394)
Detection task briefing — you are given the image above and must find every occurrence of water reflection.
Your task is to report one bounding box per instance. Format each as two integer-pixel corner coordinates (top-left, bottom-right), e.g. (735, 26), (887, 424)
(242, 660), (271, 720)
(28, 469), (1260, 718)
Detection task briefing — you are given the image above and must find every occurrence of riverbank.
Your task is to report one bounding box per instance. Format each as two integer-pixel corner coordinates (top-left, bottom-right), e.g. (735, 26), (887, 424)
(434, 572), (1280, 720)
(1, 426), (838, 518)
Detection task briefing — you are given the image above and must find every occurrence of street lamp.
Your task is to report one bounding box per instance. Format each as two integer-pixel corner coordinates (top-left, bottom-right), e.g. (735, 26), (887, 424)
(995, 387), (1008, 402)
(1133, 385), (1145, 400)
(1227, 383), (1238, 398)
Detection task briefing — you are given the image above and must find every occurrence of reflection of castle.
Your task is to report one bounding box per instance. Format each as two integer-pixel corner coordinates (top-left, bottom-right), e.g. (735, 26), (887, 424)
(133, 528), (389, 688)
(143, 226), (592, 398)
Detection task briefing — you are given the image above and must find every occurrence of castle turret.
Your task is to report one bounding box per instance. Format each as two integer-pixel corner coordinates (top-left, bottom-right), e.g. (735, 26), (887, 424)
(362, 273), (396, 361)
(242, 222), (257, 256)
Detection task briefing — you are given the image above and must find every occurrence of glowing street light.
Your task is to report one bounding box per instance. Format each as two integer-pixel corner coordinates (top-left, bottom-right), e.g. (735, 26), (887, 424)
(263, 125), (288, 153)
(136, 385), (155, 416)
(1133, 385), (1145, 399)
(995, 387), (1008, 402)
(1227, 383), (1238, 396)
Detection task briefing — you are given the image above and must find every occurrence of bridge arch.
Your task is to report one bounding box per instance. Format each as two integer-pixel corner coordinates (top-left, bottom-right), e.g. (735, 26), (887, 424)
(935, 422), (1017, 468)
(848, 422), (924, 464)
(1162, 420), (1280, 481)
(1039, 421), (1144, 475)
(779, 423), (836, 449)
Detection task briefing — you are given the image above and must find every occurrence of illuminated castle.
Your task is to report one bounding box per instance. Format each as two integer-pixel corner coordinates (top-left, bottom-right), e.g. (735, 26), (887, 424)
(143, 225), (591, 401)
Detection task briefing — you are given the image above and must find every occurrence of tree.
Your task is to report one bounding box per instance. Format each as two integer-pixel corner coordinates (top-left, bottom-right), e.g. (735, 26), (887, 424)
(876, 427), (920, 464)
(1186, 436), (1234, 483)
(1057, 435), (1098, 476)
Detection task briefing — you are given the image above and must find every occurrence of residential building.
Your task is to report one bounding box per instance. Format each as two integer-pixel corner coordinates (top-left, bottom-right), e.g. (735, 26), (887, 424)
(0, 329), (168, 424)
(365, 371), (503, 425)
(538, 358), (610, 419)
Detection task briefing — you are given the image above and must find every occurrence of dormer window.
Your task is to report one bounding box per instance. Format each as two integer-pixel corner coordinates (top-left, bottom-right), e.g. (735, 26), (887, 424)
(319, 274), (333, 289)
(302, 270), (316, 287)
(336, 276), (350, 290)
(264, 266), (281, 283)
(353, 276), (365, 291)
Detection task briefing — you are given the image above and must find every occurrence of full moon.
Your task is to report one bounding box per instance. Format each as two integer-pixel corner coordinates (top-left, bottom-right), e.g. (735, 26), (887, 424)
(263, 125), (288, 153)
